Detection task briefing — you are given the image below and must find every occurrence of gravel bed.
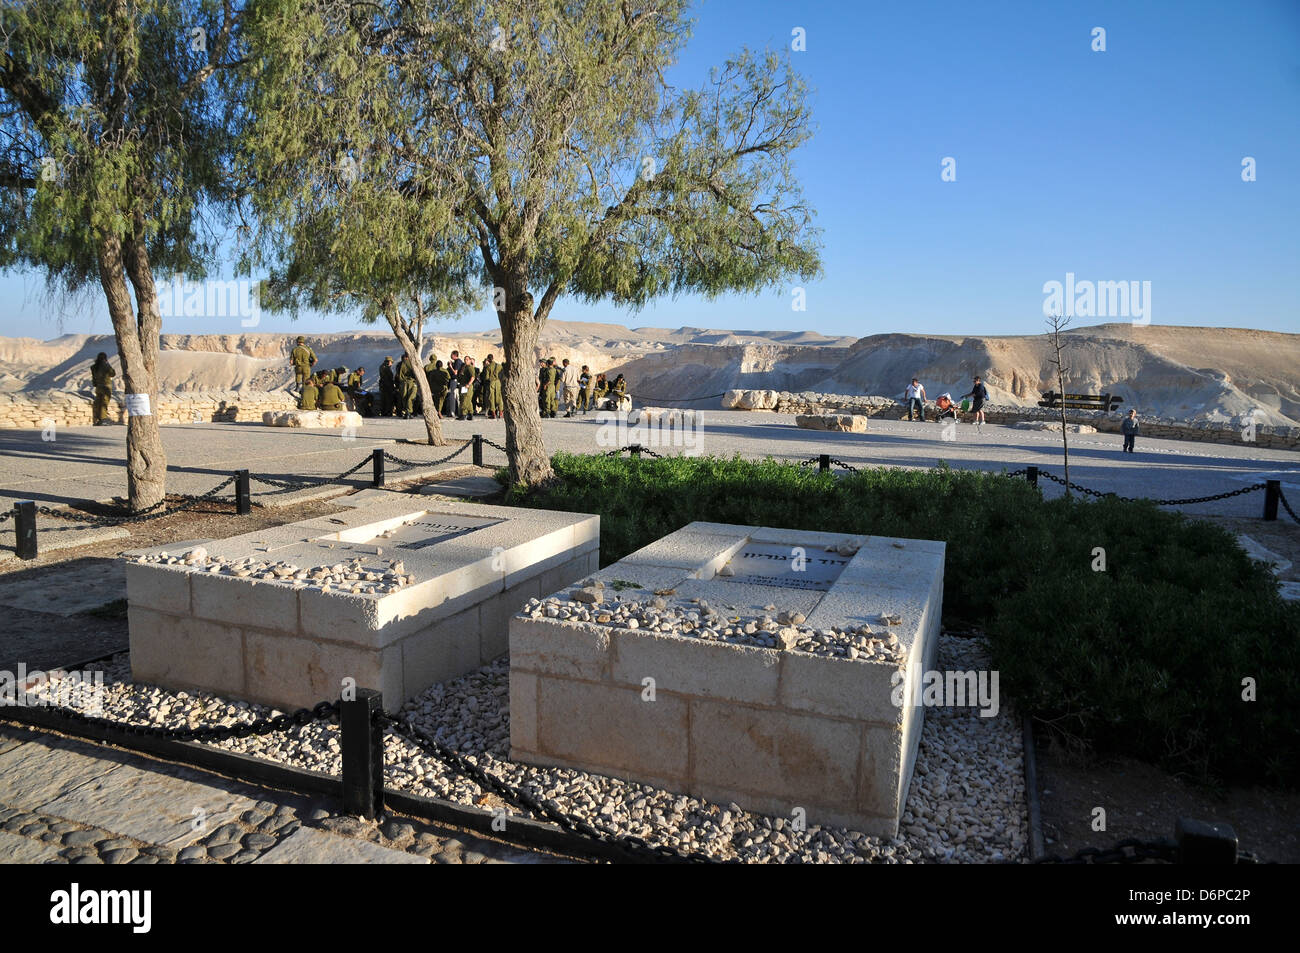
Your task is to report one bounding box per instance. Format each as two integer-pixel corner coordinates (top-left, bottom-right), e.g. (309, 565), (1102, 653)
(23, 633), (1026, 864)
(133, 544), (415, 596)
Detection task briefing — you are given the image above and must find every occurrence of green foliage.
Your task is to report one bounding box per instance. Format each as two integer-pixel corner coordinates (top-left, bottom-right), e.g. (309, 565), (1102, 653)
(0, 0), (235, 290)
(507, 453), (1300, 787)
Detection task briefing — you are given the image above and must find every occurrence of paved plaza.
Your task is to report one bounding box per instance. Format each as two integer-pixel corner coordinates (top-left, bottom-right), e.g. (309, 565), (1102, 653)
(4, 410), (1293, 520)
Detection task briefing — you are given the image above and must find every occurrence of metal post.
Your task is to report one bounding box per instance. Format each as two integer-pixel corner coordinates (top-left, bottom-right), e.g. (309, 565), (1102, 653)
(372, 448), (385, 488)
(14, 501), (36, 560)
(472, 434), (483, 467)
(630, 444), (642, 459)
(235, 470), (251, 515)
(819, 454), (830, 473)
(1175, 817), (1237, 864)
(1264, 480), (1280, 521)
(340, 688), (383, 819)
(1027, 465), (1038, 488)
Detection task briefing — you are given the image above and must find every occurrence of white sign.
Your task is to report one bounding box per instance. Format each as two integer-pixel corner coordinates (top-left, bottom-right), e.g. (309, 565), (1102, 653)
(124, 394), (152, 417)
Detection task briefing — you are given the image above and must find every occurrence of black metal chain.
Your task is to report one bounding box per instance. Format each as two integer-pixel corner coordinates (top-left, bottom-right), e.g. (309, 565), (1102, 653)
(602, 444), (665, 459)
(33, 475), (238, 527)
(480, 437), (509, 454)
(828, 458), (858, 472)
(1003, 469), (1027, 478)
(0, 699), (338, 744)
(623, 391), (729, 404)
(1279, 488), (1300, 525)
(379, 713), (725, 864)
(384, 444), (470, 470)
(1033, 838), (1180, 864)
(1035, 470), (1265, 506)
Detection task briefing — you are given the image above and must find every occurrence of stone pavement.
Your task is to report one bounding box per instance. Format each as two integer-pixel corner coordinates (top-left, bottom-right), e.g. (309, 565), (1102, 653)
(0, 725), (560, 865)
(3, 412), (1298, 519)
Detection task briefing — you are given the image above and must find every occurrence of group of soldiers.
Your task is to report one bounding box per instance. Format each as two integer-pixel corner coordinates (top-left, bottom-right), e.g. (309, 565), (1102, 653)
(289, 336), (628, 420)
(535, 357), (626, 417)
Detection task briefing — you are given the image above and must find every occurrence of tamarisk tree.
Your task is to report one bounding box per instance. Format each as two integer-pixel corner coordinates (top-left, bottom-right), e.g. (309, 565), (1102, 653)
(239, 0), (821, 483)
(0, 0), (240, 509)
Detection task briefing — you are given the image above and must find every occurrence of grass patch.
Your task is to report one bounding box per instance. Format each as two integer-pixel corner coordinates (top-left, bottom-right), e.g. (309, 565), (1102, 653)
(506, 452), (1300, 787)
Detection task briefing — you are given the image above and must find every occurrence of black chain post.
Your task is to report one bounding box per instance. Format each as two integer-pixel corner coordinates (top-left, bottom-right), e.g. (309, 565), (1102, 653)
(1264, 480), (1280, 521)
(14, 501), (37, 560)
(819, 454), (830, 473)
(235, 470), (251, 515)
(472, 433), (483, 467)
(372, 448), (385, 488)
(630, 444), (642, 459)
(1175, 817), (1237, 864)
(1026, 465), (1038, 487)
(340, 688), (383, 819)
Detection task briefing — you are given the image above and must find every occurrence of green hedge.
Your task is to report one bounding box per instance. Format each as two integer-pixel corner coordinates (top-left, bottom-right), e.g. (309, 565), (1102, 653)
(504, 453), (1300, 787)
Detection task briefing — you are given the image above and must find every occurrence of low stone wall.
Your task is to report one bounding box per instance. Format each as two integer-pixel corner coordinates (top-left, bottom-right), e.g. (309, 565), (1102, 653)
(0, 389), (300, 429)
(721, 390), (1300, 451)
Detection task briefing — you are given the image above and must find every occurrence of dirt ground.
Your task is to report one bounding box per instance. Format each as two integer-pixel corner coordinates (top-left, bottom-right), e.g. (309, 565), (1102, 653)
(1036, 739), (1300, 863)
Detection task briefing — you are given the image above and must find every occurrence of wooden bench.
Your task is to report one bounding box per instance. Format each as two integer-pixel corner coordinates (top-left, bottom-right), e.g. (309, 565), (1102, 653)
(1038, 391), (1124, 412)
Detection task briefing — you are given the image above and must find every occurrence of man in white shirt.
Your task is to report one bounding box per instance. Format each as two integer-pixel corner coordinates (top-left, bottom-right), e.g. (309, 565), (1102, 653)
(905, 378), (927, 421)
(561, 358), (580, 417)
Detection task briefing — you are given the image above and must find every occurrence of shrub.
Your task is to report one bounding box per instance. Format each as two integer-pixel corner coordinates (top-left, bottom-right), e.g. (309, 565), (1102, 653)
(505, 453), (1300, 786)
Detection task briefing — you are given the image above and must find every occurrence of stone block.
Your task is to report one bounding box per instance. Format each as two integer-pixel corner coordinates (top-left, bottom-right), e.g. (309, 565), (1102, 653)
(244, 630), (382, 712)
(610, 629), (780, 705)
(125, 560), (191, 614)
(510, 616), (611, 681)
(129, 607), (246, 697)
(535, 677), (689, 779)
(262, 409), (364, 429)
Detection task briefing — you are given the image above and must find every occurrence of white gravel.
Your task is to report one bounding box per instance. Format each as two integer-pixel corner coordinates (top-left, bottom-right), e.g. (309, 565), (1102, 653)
(24, 633), (1026, 863)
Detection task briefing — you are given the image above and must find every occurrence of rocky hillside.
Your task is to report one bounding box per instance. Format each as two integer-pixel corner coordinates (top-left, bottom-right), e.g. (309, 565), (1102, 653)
(1, 321), (1296, 426)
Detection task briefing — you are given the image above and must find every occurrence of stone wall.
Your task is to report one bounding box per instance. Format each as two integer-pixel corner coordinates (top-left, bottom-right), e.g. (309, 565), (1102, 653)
(0, 389), (300, 429)
(721, 390), (1300, 451)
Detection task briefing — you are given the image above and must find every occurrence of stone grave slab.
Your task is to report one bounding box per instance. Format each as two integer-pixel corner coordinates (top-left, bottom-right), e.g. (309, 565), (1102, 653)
(126, 498), (598, 712)
(509, 522), (944, 837)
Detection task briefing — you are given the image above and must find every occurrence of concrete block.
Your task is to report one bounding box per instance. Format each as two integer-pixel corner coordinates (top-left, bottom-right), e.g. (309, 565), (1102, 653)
(617, 527), (751, 575)
(192, 571), (300, 632)
(510, 616), (611, 681)
(689, 700), (861, 807)
(129, 607), (245, 697)
(535, 677), (689, 779)
(399, 606), (480, 699)
(509, 670), (538, 753)
(778, 651), (903, 724)
(245, 630), (382, 712)
(610, 629), (781, 705)
(125, 561), (191, 614)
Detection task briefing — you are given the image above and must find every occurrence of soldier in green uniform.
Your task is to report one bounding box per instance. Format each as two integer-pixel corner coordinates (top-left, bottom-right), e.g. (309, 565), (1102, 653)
(289, 336), (316, 391)
(299, 375), (320, 410)
(397, 354), (418, 418)
(482, 354), (503, 418)
(457, 356), (478, 420)
(577, 365), (593, 415)
(378, 356), (396, 416)
(427, 360), (450, 419)
(318, 376), (345, 411)
(539, 357), (559, 417)
(90, 352), (115, 425)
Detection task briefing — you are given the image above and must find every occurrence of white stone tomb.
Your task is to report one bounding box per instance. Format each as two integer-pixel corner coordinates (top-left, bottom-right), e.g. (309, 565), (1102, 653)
(509, 522), (944, 836)
(127, 497), (598, 712)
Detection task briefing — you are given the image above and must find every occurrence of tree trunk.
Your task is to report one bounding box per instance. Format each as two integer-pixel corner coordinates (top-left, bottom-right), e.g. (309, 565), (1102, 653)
(97, 235), (167, 511)
(1053, 333), (1070, 497)
(499, 297), (552, 485)
(385, 309), (445, 446)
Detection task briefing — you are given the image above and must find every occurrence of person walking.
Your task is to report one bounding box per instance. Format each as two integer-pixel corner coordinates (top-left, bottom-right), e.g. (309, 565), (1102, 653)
(1121, 409), (1139, 453)
(378, 356), (396, 416)
(90, 352), (115, 425)
(289, 336), (316, 392)
(960, 375), (989, 430)
(483, 354), (503, 418)
(561, 358), (580, 417)
(904, 377), (926, 421)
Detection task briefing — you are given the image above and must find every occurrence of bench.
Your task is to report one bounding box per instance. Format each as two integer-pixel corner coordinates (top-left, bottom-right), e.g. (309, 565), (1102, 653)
(1038, 391), (1123, 412)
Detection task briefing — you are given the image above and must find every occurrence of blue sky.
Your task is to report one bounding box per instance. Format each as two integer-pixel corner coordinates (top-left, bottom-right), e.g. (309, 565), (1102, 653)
(4, 0), (1297, 339)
